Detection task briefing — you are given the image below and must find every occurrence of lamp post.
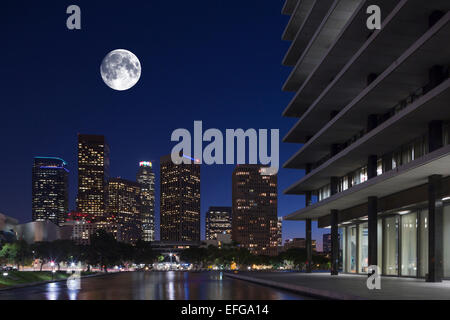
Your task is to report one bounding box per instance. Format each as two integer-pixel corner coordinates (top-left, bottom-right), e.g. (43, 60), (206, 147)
(50, 261), (55, 281)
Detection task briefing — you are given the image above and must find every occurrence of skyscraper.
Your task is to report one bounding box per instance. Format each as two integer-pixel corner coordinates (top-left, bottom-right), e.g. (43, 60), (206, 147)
(136, 161), (155, 242)
(32, 157), (68, 226)
(77, 134), (110, 221)
(232, 165), (278, 256)
(160, 154), (200, 242)
(205, 207), (232, 240)
(107, 178), (142, 243)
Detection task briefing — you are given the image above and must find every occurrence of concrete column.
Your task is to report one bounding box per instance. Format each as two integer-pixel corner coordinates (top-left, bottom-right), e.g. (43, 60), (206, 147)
(347, 174), (353, 188)
(306, 219), (312, 273)
(367, 114), (378, 132)
(305, 163), (312, 175)
(330, 110), (339, 120)
(428, 120), (443, 153)
(367, 73), (378, 85)
(368, 197), (378, 267)
(427, 175), (443, 282)
(382, 153), (392, 172)
(305, 191), (312, 207)
(425, 65), (445, 93)
(330, 177), (339, 196)
(331, 210), (339, 275)
(367, 155), (378, 179)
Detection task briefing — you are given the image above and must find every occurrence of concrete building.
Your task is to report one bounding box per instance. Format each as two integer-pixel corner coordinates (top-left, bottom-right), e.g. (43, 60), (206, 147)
(205, 206), (232, 240)
(32, 157), (68, 226)
(284, 238), (317, 252)
(160, 154), (201, 242)
(281, 0), (450, 280)
(232, 165), (278, 256)
(0, 213), (18, 242)
(204, 233), (233, 248)
(15, 221), (60, 244)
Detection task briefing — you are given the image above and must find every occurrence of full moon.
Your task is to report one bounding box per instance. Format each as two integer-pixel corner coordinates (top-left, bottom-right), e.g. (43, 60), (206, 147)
(100, 49), (141, 91)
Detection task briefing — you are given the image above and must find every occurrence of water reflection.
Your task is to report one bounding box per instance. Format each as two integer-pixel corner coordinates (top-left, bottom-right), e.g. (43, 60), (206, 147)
(0, 272), (305, 300)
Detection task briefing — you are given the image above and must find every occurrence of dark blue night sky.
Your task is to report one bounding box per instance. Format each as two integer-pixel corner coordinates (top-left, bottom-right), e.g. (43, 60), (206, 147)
(0, 0), (328, 249)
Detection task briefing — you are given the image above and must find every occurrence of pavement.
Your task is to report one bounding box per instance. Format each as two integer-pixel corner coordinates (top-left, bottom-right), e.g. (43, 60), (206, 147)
(225, 272), (450, 300)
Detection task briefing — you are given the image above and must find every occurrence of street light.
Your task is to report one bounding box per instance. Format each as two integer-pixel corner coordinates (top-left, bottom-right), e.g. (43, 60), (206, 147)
(50, 261), (55, 281)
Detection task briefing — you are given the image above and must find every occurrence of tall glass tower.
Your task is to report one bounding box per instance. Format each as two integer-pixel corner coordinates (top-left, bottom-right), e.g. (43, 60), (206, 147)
(136, 161), (155, 241)
(160, 154), (200, 242)
(32, 157), (69, 226)
(76, 134), (110, 221)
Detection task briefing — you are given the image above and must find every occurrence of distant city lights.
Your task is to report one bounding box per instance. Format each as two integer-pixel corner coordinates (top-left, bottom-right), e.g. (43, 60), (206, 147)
(139, 161), (152, 167)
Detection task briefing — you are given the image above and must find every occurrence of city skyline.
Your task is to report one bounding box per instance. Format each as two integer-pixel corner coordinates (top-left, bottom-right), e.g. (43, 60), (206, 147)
(2, 131), (328, 249)
(0, 0), (329, 250)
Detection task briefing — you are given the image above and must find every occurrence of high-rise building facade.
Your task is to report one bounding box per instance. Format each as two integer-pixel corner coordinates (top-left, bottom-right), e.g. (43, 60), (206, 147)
(271, 217), (283, 248)
(32, 157), (68, 226)
(232, 165), (278, 256)
(107, 178), (142, 243)
(323, 233), (332, 254)
(281, 1), (450, 281)
(284, 238), (316, 252)
(136, 161), (155, 242)
(205, 206), (232, 240)
(160, 154), (200, 242)
(77, 134), (110, 221)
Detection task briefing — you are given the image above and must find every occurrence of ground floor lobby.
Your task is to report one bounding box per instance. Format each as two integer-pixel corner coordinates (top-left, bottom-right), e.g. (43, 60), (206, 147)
(338, 199), (450, 279)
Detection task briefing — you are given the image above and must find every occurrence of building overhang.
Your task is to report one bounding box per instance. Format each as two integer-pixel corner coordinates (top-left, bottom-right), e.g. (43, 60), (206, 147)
(282, 0), (315, 42)
(282, 0), (363, 92)
(282, 1), (450, 119)
(284, 70), (450, 177)
(284, 145), (450, 221)
(282, 0), (299, 16)
(282, 0), (333, 64)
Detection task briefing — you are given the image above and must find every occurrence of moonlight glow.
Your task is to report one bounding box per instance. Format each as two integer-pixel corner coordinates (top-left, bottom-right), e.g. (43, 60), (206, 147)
(100, 49), (141, 91)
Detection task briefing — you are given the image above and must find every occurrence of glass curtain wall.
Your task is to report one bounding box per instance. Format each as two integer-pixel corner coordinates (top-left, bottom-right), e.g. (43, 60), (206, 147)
(377, 219), (383, 271)
(384, 216), (399, 275)
(401, 212), (417, 276)
(347, 226), (357, 273)
(444, 206), (450, 278)
(419, 209), (428, 278)
(340, 228), (346, 272)
(358, 223), (368, 273)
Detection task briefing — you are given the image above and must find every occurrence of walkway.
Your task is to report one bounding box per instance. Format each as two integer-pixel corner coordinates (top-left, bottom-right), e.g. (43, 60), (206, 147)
(225, 272), (450, 300)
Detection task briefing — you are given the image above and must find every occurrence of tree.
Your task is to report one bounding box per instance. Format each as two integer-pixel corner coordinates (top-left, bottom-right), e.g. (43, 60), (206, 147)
(179, 247), (207, 268)
(0, 241), (32, 270)
(90, 230), (121, 272)
(31, 241), (51, 271)
(133, 240), (156, 266)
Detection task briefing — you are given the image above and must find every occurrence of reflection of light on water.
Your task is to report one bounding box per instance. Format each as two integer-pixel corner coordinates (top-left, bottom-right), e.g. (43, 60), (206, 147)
(69, 291), (78, 300)
(167, 271), (175, 300)
(46, 283), (59, 300)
